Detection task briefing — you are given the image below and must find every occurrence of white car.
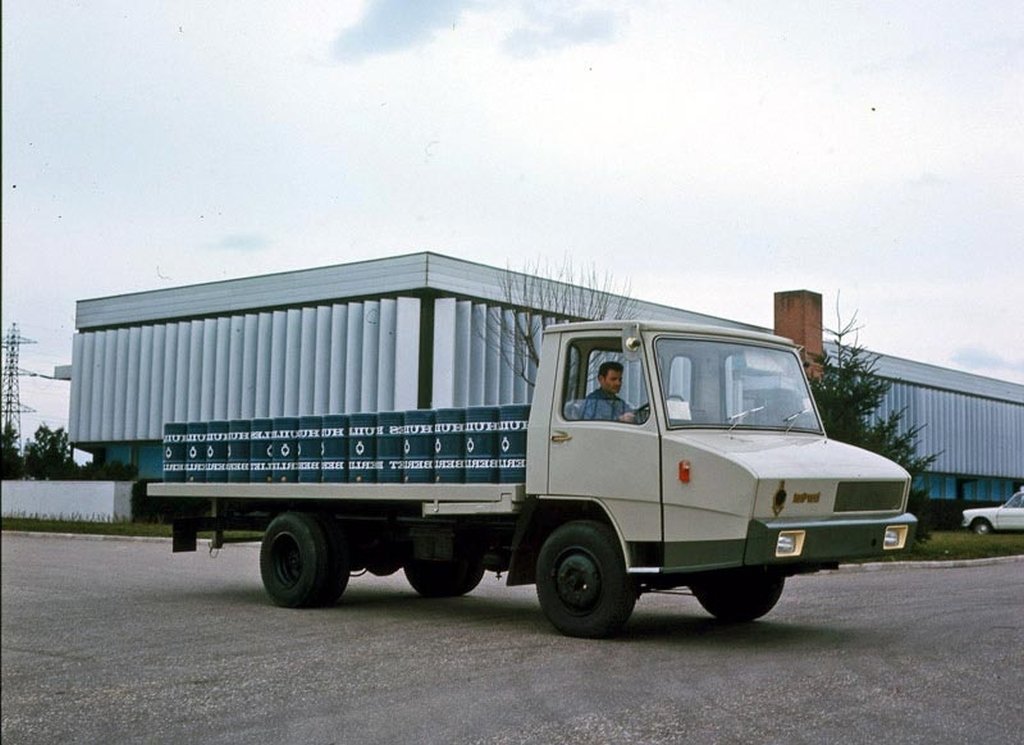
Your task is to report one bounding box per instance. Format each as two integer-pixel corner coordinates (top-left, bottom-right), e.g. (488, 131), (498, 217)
(962, 490), (1024, 534)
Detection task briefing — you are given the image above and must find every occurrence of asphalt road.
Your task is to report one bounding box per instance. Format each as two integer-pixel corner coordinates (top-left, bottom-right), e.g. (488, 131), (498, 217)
(2, 533), (1022, 745)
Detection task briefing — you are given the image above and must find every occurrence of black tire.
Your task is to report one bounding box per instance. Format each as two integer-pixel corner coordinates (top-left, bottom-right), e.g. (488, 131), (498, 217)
(691, 571), (785, 623)
(971, 519), (993, 535)
(259, 512), (331, 608)
(404, 556), (485, 598)
(535, 520), (636, 638)
(312, 514), (351, 606)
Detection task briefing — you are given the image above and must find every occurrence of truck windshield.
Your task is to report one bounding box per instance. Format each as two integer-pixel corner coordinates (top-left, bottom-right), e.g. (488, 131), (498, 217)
(655, 337), (822, 433)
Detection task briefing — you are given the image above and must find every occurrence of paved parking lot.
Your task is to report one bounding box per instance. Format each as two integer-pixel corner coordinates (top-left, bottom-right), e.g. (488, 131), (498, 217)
(3, 532), (1022, 744)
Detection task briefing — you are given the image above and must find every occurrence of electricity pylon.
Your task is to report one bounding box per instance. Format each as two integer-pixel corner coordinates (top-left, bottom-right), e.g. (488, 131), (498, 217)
(2, 323), (36, 449)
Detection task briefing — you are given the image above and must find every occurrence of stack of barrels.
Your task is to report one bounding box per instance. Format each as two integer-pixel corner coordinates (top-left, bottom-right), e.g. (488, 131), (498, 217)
(162, 405), (530, 486)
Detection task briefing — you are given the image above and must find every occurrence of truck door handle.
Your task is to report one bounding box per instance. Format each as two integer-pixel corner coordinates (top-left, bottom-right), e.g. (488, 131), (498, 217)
(551, 431), (572, 443)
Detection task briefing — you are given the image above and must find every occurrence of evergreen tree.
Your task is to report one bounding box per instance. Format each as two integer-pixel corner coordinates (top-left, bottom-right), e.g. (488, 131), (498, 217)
(811, 316), (937, 538)
(2, 421), (25, 479)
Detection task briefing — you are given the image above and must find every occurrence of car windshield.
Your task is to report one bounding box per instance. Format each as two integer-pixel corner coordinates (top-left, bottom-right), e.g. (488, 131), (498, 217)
(655, 337), (822, 432)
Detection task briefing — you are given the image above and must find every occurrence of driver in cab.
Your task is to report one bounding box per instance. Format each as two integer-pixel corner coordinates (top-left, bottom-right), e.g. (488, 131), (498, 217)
(581, 361), (636, 423)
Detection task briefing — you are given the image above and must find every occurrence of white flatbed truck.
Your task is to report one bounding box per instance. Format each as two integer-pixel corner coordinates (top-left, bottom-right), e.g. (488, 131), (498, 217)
(150, 320), (916, 638)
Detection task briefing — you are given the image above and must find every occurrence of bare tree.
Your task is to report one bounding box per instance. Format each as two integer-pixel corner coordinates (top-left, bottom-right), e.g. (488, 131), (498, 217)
(490, 255), (638, 388)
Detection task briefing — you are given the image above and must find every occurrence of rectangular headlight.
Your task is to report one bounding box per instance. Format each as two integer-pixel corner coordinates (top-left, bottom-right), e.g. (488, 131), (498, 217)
(884, 525), (909, 550)
(776, 530), (806, 557)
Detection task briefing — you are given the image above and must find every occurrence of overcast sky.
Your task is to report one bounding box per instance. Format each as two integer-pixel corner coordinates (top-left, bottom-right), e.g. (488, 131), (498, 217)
(3, 0), (1023, 438)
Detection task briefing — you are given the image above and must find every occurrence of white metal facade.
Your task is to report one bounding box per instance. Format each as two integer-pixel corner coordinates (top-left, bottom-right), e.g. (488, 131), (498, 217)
(69, 294), (552, 443)
(878, 380), (1023, 481)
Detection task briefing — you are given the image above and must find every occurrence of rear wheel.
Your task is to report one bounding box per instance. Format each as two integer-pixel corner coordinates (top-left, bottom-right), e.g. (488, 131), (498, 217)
(691, 570), (784, 623)
(404, 556), (485, 598)
(260, 512), (331, 608)
(312, 514), (351, 606)
(535, 520), (636, 638)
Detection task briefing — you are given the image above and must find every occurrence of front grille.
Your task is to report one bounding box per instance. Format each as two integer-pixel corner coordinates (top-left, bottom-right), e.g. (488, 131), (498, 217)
(835, 481), (905, 512)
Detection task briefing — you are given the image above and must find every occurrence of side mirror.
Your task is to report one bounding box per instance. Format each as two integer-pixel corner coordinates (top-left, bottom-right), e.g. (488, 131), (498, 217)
(622, 322), (642, 361)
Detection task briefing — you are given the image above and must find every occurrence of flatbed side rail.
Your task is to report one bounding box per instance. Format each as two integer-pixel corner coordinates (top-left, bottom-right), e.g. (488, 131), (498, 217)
(150, 482), (526, 504)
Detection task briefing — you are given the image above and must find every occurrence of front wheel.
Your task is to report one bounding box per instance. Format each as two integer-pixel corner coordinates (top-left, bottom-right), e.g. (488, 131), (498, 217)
(971, 519), (993, 535)
(691, 570), (784, 623)
(536, 520), (636, 638)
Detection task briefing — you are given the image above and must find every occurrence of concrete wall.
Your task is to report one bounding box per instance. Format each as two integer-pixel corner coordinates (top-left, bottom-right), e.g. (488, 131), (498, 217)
(1, 481), (134, 521)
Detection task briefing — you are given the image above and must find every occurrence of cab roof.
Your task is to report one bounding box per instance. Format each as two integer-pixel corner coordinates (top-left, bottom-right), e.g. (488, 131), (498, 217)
(543, 319), (796, 347)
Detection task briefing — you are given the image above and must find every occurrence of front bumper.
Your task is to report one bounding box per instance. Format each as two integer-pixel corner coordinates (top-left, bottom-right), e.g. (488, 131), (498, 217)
(745, 513), (918, 565)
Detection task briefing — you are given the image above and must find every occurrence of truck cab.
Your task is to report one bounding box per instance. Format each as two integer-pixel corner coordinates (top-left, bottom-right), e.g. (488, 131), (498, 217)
(521, 321), (915, 635)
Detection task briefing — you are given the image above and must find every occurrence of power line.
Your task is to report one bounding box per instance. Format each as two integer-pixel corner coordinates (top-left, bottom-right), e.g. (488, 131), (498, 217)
(2, 323), (37, 448)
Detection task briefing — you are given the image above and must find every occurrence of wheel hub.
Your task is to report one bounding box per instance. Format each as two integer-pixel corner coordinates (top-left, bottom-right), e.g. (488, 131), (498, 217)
(555, 551), (601, 612)
(273, 534), (302, 587)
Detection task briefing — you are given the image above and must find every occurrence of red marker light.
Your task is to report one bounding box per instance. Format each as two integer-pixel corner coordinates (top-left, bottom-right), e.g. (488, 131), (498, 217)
(679, 460), (691, 483)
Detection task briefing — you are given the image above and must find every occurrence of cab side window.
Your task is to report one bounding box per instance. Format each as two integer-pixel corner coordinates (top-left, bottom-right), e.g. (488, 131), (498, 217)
(561, 339), (648, 423)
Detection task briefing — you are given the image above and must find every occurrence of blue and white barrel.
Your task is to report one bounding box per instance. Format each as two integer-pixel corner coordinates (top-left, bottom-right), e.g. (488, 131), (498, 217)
(464, 406), (499, 483)
(205, 420), (230, 483)
(498, 404), (530, 483)
(297, 415), (323, 484)
(227, 420), (251, 483)
(348, 413), (381, 483)
(272, 417), (299, 483)
(162, 422), (187, 482)
(185, 422), (207, 483)
(377, 411), (405, 483)
(321, 414), (348, 483)
(403, 409), (434, 483)
(250, 418), (275, 483)
(433, 408), (464, 483)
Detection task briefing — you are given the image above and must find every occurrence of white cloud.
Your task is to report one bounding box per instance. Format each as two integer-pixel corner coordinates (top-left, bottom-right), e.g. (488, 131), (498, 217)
(333, 0), (470, 62)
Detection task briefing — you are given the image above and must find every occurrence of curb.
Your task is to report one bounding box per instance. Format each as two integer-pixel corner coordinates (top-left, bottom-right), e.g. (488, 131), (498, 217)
(4, 530), (171, 544)
(838, 554), (1024, 571)
(2, 530), (260, 549)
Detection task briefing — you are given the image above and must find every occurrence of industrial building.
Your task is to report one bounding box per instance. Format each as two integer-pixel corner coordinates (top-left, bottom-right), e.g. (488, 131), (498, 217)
(68, 252), (1023, 501)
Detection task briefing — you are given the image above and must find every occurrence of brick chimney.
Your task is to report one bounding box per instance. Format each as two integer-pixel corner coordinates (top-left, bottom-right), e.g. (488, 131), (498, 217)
(774, 290), (823, 377)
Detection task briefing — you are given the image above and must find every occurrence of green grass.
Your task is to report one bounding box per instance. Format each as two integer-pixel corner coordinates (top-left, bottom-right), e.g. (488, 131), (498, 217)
(897, 530), (1024, 561)
(3, 517), (175, 538)
(3, 518), (1022, 562)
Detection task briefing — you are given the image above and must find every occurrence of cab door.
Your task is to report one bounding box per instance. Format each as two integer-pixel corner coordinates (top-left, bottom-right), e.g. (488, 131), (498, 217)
(995, 492), (1024, 530)
(546, 334), (662, 553)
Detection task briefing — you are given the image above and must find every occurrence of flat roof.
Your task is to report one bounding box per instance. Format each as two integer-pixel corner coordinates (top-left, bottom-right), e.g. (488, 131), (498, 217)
(75, 251), (762, 333)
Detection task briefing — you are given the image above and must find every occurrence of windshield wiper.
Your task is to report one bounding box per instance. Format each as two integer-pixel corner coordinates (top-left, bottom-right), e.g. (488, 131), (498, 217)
(783, 407), (813, 433)
(728, 406), (764, 431)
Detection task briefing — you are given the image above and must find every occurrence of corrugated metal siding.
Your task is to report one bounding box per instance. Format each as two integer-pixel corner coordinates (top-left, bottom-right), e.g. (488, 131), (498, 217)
(70, 298), (423, 443)
(430, 298), (547, 409)
(878, 380), (1024, 479)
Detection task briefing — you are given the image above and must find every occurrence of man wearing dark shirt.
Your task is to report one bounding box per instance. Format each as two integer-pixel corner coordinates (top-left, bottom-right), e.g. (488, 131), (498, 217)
(582, 361), (636, 423)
